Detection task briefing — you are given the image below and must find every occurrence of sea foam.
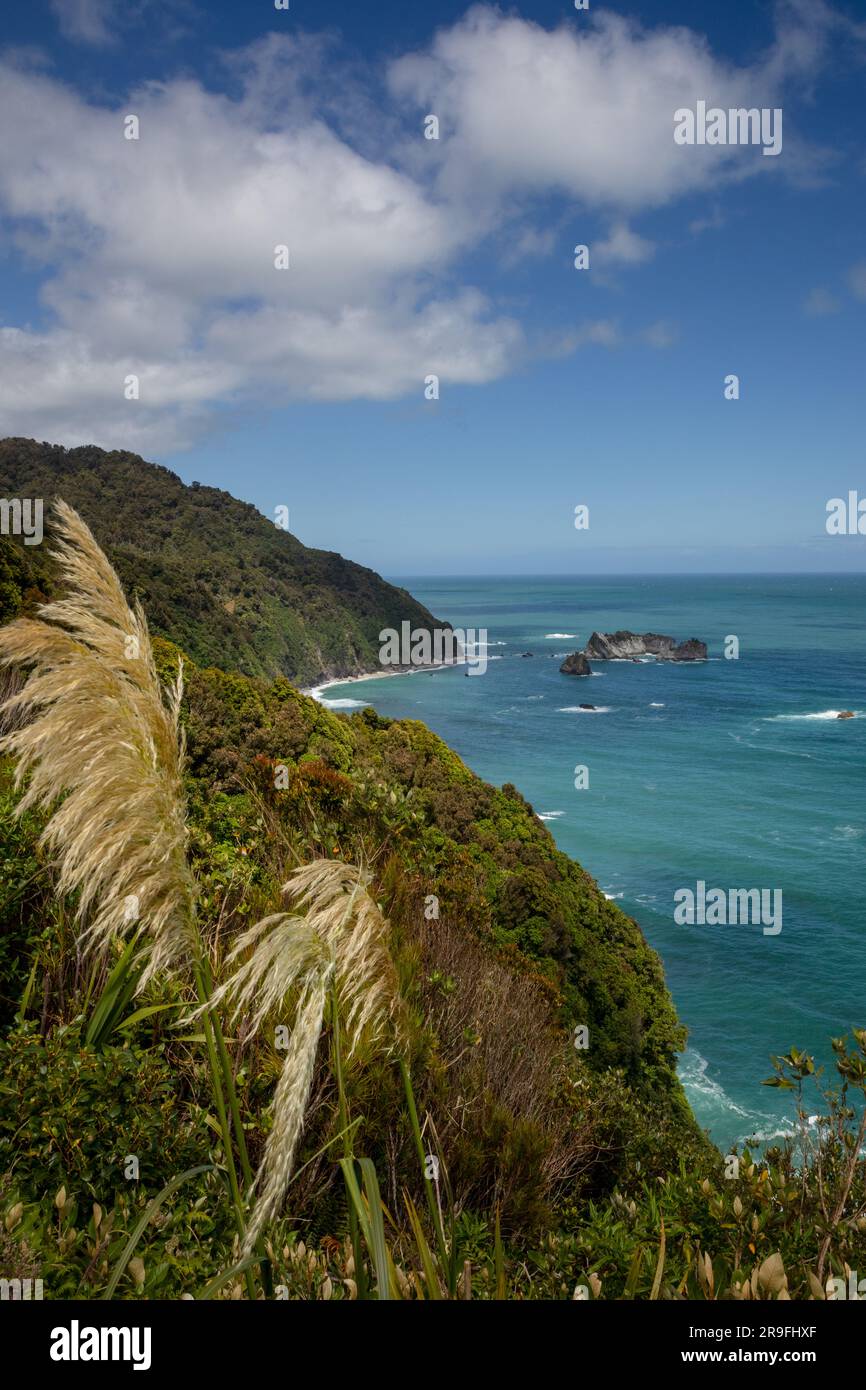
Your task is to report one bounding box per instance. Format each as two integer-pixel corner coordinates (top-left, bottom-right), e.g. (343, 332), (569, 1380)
(557, 705), (611, 714)
(765, 709), (861, 722)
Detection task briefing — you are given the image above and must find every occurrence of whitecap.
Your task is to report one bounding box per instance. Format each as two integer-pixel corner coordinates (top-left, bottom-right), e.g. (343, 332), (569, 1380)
(742, 1123), (797, 1145)
(679, 1051), (753, 1120)
(764, 710), (861, 722)
(679, 1051), (796, 1148)
(538, 811), (565, 821)
(650, 702), (665, 708)
(557, 705), (611, 714)
(321, 697), (370, 709)
(545, 633), (576, 639)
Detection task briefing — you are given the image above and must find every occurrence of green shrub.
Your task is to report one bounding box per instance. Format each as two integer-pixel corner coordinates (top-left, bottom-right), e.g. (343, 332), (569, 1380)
(0, 1023), (206, 1205)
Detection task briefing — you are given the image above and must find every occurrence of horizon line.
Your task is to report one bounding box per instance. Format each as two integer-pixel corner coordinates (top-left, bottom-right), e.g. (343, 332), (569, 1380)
(385, 570), (866, 580)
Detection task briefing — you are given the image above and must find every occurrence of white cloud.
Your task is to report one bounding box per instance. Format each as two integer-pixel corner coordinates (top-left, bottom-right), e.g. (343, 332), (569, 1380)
(387, 6), (823, 214)
(549, 320), (621, 355)
(0, 4), (853, 452)
(0, 54), (522, 450)
(204, 290), (522, 402)
(500, 225), (559, 267)
(594, 221), (656, 267)
(49, 0), (116, 48)
(0, 324), (242, 453)
(48, 0), (196, 51)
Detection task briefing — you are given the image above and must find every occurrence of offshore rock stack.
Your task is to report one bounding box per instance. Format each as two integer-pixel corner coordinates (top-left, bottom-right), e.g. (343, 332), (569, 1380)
(560, 631), (707, 675)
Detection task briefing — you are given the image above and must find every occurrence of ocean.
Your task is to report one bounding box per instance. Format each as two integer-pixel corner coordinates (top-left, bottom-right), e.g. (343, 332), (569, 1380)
(318, 575), (866, 1154)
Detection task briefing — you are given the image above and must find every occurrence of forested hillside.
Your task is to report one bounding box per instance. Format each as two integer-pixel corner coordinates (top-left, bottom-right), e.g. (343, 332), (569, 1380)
(0, 438), (443, 687)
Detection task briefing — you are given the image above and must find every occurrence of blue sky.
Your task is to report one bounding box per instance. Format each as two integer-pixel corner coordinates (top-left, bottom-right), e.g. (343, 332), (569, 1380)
(0, 0), (865, 573)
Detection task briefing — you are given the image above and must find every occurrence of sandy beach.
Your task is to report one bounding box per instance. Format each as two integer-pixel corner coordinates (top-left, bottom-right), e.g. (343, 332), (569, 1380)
(305, 660), (463, 701)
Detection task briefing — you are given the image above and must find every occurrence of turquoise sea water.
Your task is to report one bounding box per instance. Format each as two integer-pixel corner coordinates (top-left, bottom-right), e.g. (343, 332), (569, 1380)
(319, 576), (866, 1153)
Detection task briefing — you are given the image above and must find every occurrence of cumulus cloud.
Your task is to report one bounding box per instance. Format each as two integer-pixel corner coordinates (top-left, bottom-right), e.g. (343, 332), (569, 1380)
(387, 5), (824, 213)
(0, 50), (522, 450)
(594, 221), (656, 267)
(0, 324), (238, 454)
(0, 3), (854, 451)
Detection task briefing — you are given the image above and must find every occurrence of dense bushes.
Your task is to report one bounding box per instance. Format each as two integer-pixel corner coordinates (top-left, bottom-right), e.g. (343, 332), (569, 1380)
(1, 687), (864, 1295)
(0, 606), (707, 1297)
(0, 762), (50, 1026)
(0, 1024), (207, 1204)
(2, 483), (863, 1301)
(167, 641), (690, 1118)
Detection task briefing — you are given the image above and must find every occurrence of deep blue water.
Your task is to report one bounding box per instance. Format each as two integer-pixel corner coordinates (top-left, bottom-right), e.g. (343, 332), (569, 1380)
(318, 575), (866, 1153)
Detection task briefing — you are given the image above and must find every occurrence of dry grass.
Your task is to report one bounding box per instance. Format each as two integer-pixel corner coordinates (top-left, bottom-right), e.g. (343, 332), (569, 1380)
(0, 666), (25, 736)
(412, 910), (602, 1213)
(0, 502), (198, 992)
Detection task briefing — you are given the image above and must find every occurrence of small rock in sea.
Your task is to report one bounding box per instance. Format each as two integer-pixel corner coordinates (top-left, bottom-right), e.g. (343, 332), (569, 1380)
(837, 710), (855, 720)
(520, 651), (534, 658)
(559, 651), (592, 677)
(579, 703), (596, 710)
(671, 638), (708, 662)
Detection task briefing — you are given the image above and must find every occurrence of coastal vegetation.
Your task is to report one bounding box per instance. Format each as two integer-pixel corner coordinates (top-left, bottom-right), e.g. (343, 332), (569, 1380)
(0, 490), (863, 1301)
(0, 438), (443, 687)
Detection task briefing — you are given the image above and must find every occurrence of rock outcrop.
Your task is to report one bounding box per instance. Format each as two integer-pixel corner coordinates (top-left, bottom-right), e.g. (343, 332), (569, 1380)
(670, 638), (707, 662)
(837, 710), (855, 720)
(583, 631), (707, 662)
(559, 651), (592, 676)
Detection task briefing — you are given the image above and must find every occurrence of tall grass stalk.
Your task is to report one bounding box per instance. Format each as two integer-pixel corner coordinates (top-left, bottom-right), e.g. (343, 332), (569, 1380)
(399, 1057), (451, 1284)
(206, 860), (403, 1258)
(338, 1158), (393, 1299)
(331, 984), (368, 1299)
(193, 961), (255, 1296)
(0, 502), (259, 1291)
(0, 503), (421, 1286)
